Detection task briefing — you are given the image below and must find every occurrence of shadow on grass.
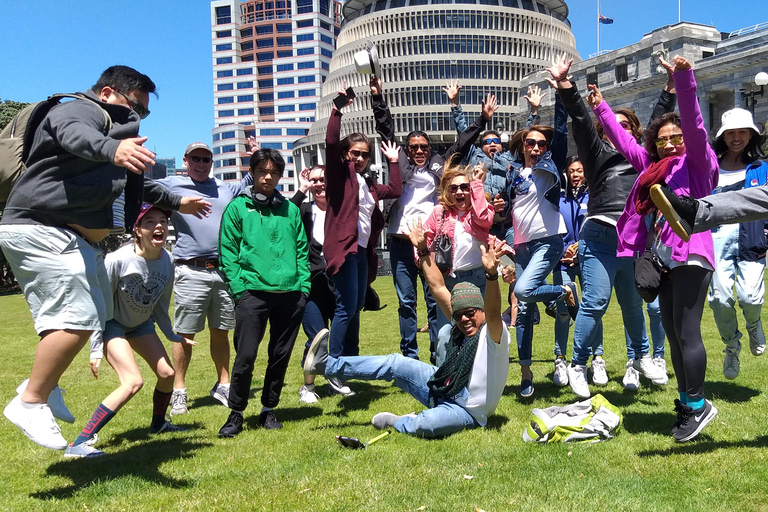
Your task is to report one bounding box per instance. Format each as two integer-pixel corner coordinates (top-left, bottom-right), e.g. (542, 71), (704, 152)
(621, 411), (676, 436)
(320, 382), (389, 414)
(485, 414), (510, 431)
(637, 435), (768, 457)
(242, 406), (324, 429)
(31, 437), (210, 501)
(706, 381), (760, 403)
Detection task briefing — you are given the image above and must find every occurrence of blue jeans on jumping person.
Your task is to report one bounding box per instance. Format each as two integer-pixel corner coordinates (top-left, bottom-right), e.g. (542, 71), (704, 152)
(625, 297), (665, 359)
(514, 234), (566, 366)
(552, 266), (584, 358)
(329, 247), (368, 359)
(325, 352), (479, 438)
(389, 236), (438, 360)
(571, 220), (649, 366)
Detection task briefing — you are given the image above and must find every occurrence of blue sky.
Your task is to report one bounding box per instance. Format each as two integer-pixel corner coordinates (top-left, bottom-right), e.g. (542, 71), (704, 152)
(0, 0), (765, 163)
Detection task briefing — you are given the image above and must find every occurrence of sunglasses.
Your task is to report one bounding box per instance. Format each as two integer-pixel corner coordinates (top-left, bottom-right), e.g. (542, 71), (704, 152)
(453, 307), (478, 322)
(525, 138), (548, 149)
(187, 155), (212, 164)
(449, 183), (470, 194)
(349, 150), (370, 159)
(483, 137), (502, 145)
(619, 120), (632, 130)
(654, 134), (684, 148)
(113, 89), (150, 119)
(408, 144), (430, 153)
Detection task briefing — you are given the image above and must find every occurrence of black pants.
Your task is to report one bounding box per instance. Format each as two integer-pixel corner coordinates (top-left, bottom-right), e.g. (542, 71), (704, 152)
(658, 265), (712, 401)
(229, 290), (306, 411)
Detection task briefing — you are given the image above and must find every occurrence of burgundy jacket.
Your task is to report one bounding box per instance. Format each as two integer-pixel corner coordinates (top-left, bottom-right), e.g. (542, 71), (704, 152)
(324, 109), (402, 284)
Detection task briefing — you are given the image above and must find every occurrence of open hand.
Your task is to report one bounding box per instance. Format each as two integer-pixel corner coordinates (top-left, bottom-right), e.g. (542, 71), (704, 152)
(403, 217), (427, 251)
(481, 93), (499, 120)
(179, 197), (213, 219)
(523, 85), (545, 113)
(442, 79), (462, 106)
(381, 140), (400, 163)
(114, 136), (155, 174)
(546, 54), (573, 83)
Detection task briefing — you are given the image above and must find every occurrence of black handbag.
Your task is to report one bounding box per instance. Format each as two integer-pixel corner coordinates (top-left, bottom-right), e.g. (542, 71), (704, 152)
(432, 208), (453, 274)
(634, 212), (668, 303)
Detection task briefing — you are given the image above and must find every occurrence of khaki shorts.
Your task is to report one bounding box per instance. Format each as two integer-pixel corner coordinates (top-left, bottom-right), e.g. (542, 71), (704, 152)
(0, 224), (112, 335)
(173, 263), (235, 333)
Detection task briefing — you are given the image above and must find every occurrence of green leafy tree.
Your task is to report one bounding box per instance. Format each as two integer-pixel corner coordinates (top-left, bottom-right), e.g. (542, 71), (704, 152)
(0, 99), (30, 131)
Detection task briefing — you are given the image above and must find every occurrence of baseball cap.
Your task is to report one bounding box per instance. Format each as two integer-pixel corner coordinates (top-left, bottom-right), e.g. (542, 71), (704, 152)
(184, 142), (213, 156)
(134, 203), (172, 229)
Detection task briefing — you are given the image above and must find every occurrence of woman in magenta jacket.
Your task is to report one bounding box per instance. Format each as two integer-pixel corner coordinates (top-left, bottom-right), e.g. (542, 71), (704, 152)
(592, 56), (719, 442)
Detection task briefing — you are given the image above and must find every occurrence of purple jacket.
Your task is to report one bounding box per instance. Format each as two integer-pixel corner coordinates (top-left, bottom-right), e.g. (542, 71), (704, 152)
(593, 68), (718, 267)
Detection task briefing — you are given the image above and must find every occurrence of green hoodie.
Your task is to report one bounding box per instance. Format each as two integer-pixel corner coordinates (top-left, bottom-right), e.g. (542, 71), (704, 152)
(218, 187), (310, 301)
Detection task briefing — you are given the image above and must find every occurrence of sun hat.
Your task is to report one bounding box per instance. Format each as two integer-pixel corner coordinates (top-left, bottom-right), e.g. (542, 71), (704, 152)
(716, 108), (760, 138)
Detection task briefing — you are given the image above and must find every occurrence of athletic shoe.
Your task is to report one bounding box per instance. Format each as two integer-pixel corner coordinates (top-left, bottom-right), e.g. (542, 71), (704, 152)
(674, 400), (718, 442)
(520, 372), (534, 398)
(170, 389), (188, 416)
(258, 410), (282, 430)
(328, 377), (355, 396)
(372, 412), (417, 429)
(16, 379), (75, 424)
(303, 328), (329, 376)
(64, 441), (105, 459)
(653, 356), (669, 385)
(623, 360), (640, 391)
(591, 357), (609, 386)
(723, 342), (741, 380)
(299, 385), (320, 404)
(210, 382), (230, 407)
(3, 395), (68, 450)
(633, 353), (667, 384)
(150, 420), (189, 434)
(553, 358), (569, 387)
(567, 364), (590, 399)
(650, 184), (698, 242)
(544, 301), (557, 319)
(218, 410), (244, 438)
(748, 320), (766, 356)
(671, 399), (685, 436)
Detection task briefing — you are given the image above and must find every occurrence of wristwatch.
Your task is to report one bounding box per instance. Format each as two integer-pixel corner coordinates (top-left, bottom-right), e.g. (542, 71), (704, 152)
(485, 271), (499, 281)
(416, 247), (430, 258)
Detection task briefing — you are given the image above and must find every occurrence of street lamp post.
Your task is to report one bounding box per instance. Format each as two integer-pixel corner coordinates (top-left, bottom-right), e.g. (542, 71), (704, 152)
(740, 72), (768, 115)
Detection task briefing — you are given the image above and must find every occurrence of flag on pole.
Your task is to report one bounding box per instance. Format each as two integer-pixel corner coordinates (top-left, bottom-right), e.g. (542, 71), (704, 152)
(598, 14), (614, 24)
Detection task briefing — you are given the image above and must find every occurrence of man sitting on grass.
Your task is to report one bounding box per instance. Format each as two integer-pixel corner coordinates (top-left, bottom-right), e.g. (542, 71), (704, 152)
(304, 222), (510, 438)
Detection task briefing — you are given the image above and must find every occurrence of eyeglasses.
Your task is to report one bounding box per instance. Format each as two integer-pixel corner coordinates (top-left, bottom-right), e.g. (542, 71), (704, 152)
(525, 138), (548, 149)
(187, 155), (212, 164)
(113, 89), (150, 119)
(453, 307), (478, 322)
(408, 144), (430, 153)
(619, 120), (632, 130)
(349, 150), (370, 159)
(654, 134), (684, 148)
(483, 137), (502, 145)
(448, 183), (470, 194)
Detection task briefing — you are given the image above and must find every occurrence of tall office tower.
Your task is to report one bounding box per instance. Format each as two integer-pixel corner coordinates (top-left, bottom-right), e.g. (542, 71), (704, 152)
(155, 157), (177, 176)
(210, 0), (342, 196)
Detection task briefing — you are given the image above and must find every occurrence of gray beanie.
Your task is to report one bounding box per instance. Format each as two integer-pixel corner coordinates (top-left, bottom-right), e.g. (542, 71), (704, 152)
(450, 282), (484, 313)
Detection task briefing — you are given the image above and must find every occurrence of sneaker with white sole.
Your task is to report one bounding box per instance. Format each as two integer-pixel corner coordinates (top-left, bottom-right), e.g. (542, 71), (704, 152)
(371, 412), (417, 429)
(567, 363), (590, 399)
(3, 395), (68, 450)
(723, 342), (741, 380)
(633, 354), (667, 384)
(210, 382), (230, 407)
(623, 360), (640, 391)
(303, 329), (329, 376)
(328, 377), (355, 396)
(299, 385), (320, 404)
(170, 389), (188, 416)
(16, 379), (75, 424)
(150, 420), (189, 435)
(747, 320), (766, 356)
(590, 357), (608, 386)
(653, 356), (669, 385)
(553, 358), (569, 387)
(674, 400), (718, 442)
(64, 441), (105, 458)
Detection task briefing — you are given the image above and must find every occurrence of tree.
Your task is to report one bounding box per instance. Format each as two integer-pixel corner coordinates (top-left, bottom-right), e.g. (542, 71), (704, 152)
(0, 99), (30, 131)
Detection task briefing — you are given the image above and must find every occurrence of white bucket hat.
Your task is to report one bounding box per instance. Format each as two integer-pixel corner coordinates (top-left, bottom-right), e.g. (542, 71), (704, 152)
(716, 108), (760, 138)
(353, 40), (381, 78)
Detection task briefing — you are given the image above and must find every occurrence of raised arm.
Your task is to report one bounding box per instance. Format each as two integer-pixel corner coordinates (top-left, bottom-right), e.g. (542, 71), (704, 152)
(445, 93), (496, 159)
(371, 77), (395, 143)
(591, 87), (650, 173)
(480, 238), (504, 344)
(523, 85), (544, 128)
(372, 140), (403, 200)
(648, 58), (677, 128)
(468, 174), (494, 231)
(550, 91), (568, 172)
(405, 218), (452, 320)
(443, 80), (467, 133)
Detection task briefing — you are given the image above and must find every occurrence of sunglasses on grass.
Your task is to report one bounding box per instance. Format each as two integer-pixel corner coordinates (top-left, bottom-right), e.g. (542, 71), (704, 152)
(654, 134), (684, 148)
(525, 139), (548, 149)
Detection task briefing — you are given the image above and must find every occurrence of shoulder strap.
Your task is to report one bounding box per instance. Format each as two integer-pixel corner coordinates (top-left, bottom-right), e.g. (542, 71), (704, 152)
(50, 93), (113, 133)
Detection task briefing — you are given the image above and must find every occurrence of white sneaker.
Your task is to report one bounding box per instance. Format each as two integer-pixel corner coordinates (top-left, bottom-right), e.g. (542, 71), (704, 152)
(3, 395), (68, 450)
(16, 379), (75, 424)
(64, 441), (105, 458)
(623, 360), (640, 391)
(748, 320), (766, 356)
(633, 354), (667, 384)
(210, 383), (229, 407)
(567, 363), (590, 399)
(553, 358), (569, 387)
(590, 357), (609, 386)
(328, 377), (355, 396)
(723, 342), (741, 380)
(170, 389), (188, 416)
(299, 385), (320, 404)
(653, 356), (669, 385)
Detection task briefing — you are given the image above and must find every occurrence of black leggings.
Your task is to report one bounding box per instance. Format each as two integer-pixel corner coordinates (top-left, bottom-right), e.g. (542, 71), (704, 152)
(658, 265), (712, 401)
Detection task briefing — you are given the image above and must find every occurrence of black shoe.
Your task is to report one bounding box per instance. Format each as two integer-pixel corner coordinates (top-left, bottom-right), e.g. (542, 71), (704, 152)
(218, 410), (244, 438)
(258, 410), (282, 430)
(671, 399), (685, 435)
(674, 400), (718, 442)
(544, 301), (557, 319)
(650, 184), (698, 242)
(303, 328), (329, 376)
(564, 282), (579, 320)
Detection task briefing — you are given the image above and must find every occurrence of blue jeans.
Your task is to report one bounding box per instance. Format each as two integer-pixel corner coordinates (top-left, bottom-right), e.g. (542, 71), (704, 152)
(572, 221), (649, 366)
(325, 353), (479, 438)
(300, 274), (335, 366)
(389, 237), (438, 359)
(436, 266), (487, 331)
(552, 266), (584, 358)
(329, 247), (368, 359)
(514, 234), (565, 366)
(625, 298), (665, 359)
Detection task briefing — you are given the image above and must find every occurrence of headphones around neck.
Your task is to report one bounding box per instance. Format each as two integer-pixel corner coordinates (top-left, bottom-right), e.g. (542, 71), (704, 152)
(251, 189), (284, 209)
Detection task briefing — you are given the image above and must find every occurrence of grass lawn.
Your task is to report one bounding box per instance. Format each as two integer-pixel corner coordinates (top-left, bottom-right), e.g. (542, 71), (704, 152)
(1, 280), (768, 512)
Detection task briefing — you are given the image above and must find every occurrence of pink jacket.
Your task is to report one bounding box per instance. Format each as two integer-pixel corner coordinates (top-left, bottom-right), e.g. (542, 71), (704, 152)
(593, 68), (718, 267)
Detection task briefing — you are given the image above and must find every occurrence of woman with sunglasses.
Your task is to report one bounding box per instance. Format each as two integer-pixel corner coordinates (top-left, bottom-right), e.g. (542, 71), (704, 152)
(322, 85), (402, 395)
(593, 56), (719, 442)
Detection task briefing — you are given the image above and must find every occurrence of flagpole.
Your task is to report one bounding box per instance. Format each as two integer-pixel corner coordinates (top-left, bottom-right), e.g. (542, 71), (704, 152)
(597, 0), (600, 54)
(678, 0), (681, 22)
